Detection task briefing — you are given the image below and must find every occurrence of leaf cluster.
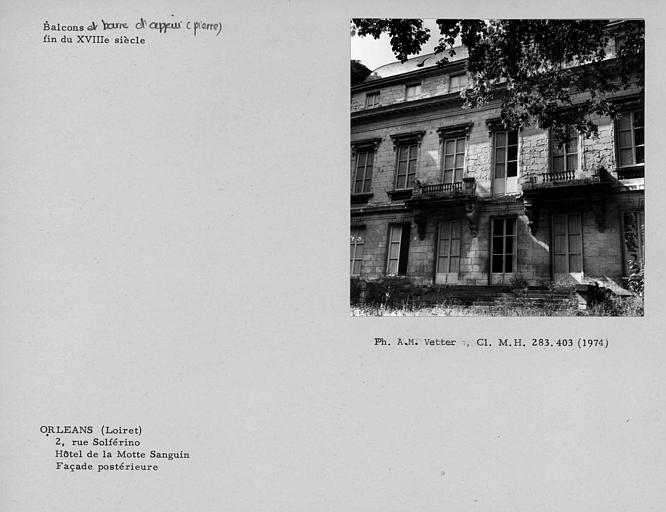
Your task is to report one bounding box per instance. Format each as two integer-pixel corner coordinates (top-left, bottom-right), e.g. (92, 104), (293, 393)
(351, 19), (644, 138)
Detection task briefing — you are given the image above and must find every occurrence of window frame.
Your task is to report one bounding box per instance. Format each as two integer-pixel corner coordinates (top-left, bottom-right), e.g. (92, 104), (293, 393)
(551, 213), (583, 275)
(386, 223), (411, 276)
(437, 123), (472, 187)
(491, 127), (520, 194)
(551, 127), (580, 175)
(616, 110), (644, 168)
(350, 138), (381, 196)
(449, 73), (467, 93)
(350, 226), (366, 276)
(436, 220), (463, 275)
(390, 131), (424, 191)
(405, 82), (422, 100)
(490, 217), (517, 276)
(352, 148), (374, 194)
(365, 91), (380, 109)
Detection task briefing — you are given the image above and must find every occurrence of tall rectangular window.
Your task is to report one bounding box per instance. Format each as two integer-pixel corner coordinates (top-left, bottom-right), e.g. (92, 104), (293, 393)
(395, 144), (418, 189)
(493, 129), (518, 194)
(365, 91), (380, 108)
(617, 110), (644, 167)
(387, 224), (411, 275)
(442, 137), (465, 184)
(491, 218), (517, 274)
(353, 150), (374, 194)
(552, 213), (583, 274)
(437, 221), (462, 274)
(552, 128), (579, 174)
(350, 227), (365, 275)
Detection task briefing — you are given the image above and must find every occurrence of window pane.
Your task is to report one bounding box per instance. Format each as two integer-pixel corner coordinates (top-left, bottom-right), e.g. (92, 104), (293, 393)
(552, 215), (565, 235)
(507, 145), (517, 161)
(619, 130), (633, 148)
(505, 219), (514, 236)
(569, 235), (582, 254)
(552, 141), (564, 155)
(495, 132), (506, 147)
(566, 154), (578, 171)
(492, 254), (504, 272)
(493, 219), (504, 235)
(495, 148), (506, 165)
(635, 146), (644, 164)
(444, 155), (454, 170)
(455, 154), (464, 168)
(445, 140), (455, 155)
(553, 155), (564, 172)
(451, 239), (460, 255)
(406, 174), (415, 188)
(449, 256), (460, 272)
(553, 234), (566, 253)
(452, 221), (462, 238)
(507, 161), (517, 177)
(569, 254), (582, 272)
(505, 236), (513, 254)
(568, 215), (581, 234)
(454, 168), (463, 182)
(553, 255), (566, 273)
(633, 111), (643, 128)
(634, 127), (644, 146)
(618, 115), (631, 130)
(508, 130), (518, 145)
(505, 256), (513, 273)
(439, 222), (451, 238)
(619, 149), (633, 166)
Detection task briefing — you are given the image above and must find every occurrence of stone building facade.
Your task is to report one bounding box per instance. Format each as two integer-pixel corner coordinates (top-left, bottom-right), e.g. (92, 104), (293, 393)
(350, 33), (644, 295)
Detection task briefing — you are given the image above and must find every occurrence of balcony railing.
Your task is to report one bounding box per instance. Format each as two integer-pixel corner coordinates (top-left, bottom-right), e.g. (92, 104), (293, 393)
(617, 166), (644, 180)
(542, 170), (576, 182)
(413, 182), (464, 197)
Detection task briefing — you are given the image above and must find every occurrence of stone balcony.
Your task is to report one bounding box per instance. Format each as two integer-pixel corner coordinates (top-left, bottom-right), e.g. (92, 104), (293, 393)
(522, 169), (605, 192)
(409, 177), (476, 201)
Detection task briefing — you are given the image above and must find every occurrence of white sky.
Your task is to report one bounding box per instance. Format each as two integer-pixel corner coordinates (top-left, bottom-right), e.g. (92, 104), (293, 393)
(351, 19), (442, 71)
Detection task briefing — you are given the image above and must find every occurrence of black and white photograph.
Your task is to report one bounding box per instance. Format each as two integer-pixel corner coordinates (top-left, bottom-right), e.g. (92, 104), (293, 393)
(351, 19), (645, 316)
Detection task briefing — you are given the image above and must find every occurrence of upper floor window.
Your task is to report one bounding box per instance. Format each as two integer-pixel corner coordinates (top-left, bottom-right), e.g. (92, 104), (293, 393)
(365, 91), (380, 109)
(405, 83), (421, 100)
(395, 143), (418, 189)
(353, 149), (374, 194)
(493, 129), (519, 194)
(442, 137), (465, 184)
(552, 127), (579, 174)
(617, 110), (644, 167)
(437, 123), (472, 187)
(449, 73), (467, 93)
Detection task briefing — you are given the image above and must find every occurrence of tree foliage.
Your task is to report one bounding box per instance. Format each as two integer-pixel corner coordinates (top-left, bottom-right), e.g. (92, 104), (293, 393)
(351, 59), (372, 85)
(351, 19), (644, 139)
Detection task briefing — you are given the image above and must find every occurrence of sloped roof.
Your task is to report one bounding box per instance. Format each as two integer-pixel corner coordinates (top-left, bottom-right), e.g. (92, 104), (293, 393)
(364, 45), (468, 82)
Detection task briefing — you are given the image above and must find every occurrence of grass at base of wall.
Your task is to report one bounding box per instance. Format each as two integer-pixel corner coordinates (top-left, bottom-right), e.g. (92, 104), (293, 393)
(351, 295), (643, 317)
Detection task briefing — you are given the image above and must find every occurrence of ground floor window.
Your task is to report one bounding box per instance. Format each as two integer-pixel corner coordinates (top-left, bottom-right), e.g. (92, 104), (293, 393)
(350, 226), (365, 275)
(622, 211), (644, 272)
(437, 220), (462, 274)
(552, 213), (582, 274)
(387, 223), (411, 275)
(491, 217), (517, 276)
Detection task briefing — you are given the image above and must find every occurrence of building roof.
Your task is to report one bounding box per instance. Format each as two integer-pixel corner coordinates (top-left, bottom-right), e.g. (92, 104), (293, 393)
(364, 46), (468, 82)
